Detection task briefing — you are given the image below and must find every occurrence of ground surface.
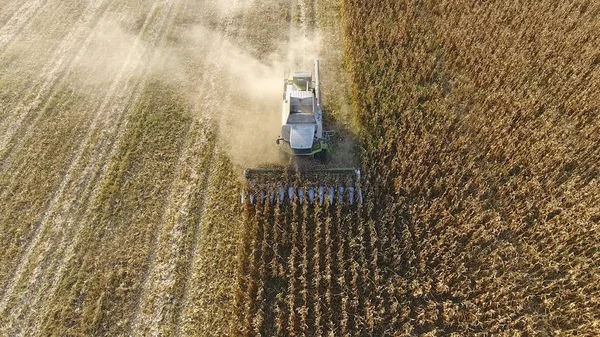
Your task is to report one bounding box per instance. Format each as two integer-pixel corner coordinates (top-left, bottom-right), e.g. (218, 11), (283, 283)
(2, 0), (599, 336)
(0, 0), (351, 335)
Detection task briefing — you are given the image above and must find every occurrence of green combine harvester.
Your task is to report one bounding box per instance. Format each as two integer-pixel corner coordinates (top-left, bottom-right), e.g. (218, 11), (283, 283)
(243, 60), (362, 205)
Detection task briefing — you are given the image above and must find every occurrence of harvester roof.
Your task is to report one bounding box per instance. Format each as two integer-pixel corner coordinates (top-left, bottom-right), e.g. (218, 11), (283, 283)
(289, 124), (316, 149)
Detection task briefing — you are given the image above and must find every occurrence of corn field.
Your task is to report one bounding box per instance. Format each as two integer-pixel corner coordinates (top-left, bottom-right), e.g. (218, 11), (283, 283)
(234, 0), (600, 336)
(237, 193), (368, 335)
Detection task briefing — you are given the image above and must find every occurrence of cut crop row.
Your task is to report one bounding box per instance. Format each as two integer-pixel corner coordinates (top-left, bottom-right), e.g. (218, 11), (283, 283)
(35, 77), (190, 336)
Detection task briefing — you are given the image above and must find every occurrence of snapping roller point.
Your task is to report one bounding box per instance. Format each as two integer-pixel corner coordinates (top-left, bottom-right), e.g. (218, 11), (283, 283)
(242, 168), (363, 205)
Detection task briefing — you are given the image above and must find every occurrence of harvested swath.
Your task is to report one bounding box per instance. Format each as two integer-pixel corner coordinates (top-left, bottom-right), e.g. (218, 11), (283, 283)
(36, 77), (190, 336)
(127, 121), (216, 337)
(177, 151), (243, 337)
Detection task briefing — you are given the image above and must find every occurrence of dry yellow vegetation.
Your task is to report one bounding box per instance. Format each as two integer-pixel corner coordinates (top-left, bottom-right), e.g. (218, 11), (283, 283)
(341, 0), (599, 334)
(234, 0), (599, 336)
(2, 0), (598, 336)
(0, 0), (291, 335)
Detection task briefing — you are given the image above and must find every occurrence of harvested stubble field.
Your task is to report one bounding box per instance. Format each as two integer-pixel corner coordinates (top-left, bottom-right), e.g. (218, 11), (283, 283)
(0, 0), (316, 335)
(1, 0), (599, 337)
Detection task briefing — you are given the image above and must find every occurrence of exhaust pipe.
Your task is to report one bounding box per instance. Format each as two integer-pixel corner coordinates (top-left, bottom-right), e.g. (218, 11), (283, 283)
(314, 59), (321, 108)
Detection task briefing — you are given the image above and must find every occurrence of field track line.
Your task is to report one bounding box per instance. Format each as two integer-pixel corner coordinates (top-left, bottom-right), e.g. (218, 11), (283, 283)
(172, 142), (219, 337)
(0, 0), (48, 52)
(126, 123), (192, 337)
(162, 39), (227, 337)
(127, 122), (210, 337)
(296, 0), (319, 68)
(298, 0), (308, 59)
(0, 0), (112, 177)
(171, 7), (247, 334)
(0, 0), (177, 324)
(16, 1), (183, 334)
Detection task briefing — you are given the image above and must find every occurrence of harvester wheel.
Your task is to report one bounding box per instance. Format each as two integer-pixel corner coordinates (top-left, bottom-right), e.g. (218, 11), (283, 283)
(315, 150), (329, 163)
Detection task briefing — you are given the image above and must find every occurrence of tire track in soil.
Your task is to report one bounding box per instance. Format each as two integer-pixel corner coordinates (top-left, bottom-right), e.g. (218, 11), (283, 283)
(165, 137), (219, 337)
(172, 15), (241, 337)
(0, 1), (25, 30)
(0, 0), (23, 26)
(26, 1), (182, 332)
(291, 0), (317, 69)
(128, 121), (213, 337)
(126, 121), (194, 337)
(0, 0), (48, 51)
(0, 1), (179, 333)
(0, 0), (114, 303)
(0, 0), (113, 182)
(297, 0), (309, 63)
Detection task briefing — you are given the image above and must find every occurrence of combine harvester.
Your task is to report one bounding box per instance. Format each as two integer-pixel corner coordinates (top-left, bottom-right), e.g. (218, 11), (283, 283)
(242, 60), (362, 205)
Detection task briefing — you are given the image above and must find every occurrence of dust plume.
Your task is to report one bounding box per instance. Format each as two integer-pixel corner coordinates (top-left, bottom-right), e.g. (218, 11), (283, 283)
(165, 22), (324, 168)
(64, 2), (326, 168)
(68, 13), (146, 91)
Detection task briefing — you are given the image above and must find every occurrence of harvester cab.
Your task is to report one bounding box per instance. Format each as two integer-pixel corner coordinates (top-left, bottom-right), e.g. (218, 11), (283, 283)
(243, 60), (362, 206)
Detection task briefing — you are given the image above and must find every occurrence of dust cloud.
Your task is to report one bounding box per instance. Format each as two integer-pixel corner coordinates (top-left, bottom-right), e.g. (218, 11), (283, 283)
(68, 13), (146, 90)
(64, 0), (326, 168)
(164, 16), (324, 168)
(184, 28), (324, 168)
